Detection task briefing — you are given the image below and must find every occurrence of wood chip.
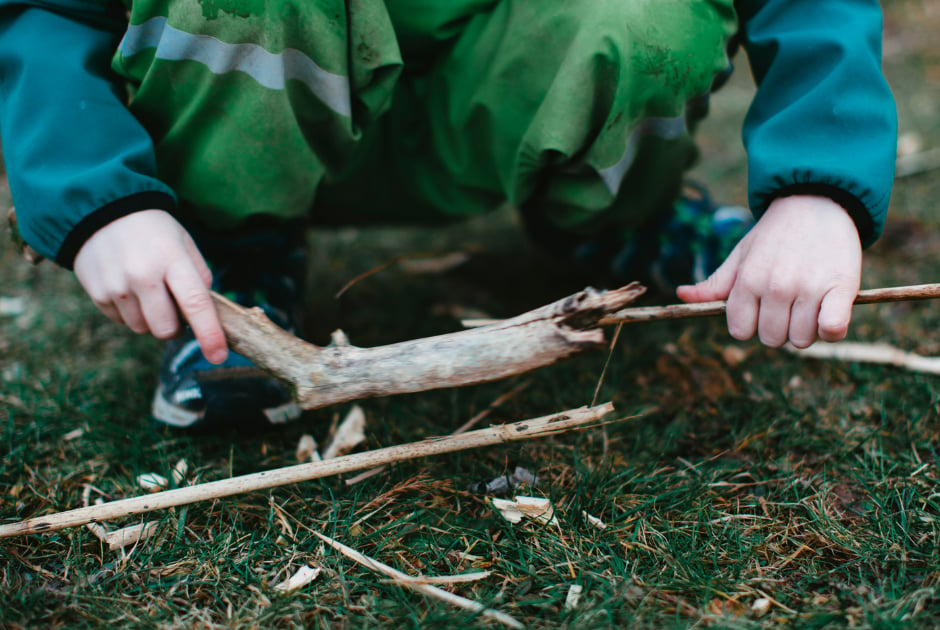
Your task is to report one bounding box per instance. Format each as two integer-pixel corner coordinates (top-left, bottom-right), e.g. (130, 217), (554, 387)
(751, 597), (772, 618)
(295, 434), (322, 463)
(322, 405), (366, 460)
(171, 459), (189, 487)
(490, 496), (558, 526)
(565, 584), (584, 610)
(136, 473), (168, 492)
(581, 511), (607, 530)
(63, 427), (85, 441)
(272, 564), (322, 593)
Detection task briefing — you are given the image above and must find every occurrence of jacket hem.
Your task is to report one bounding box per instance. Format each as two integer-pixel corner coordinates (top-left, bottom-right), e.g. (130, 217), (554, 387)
(56, 190), (176, 269)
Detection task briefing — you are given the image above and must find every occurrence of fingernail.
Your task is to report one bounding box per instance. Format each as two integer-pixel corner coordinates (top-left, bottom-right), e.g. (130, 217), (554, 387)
(209, 349), (228, 364)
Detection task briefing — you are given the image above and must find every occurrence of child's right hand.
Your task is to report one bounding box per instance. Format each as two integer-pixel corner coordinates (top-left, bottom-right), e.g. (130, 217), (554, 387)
(73, 210), (229, 364)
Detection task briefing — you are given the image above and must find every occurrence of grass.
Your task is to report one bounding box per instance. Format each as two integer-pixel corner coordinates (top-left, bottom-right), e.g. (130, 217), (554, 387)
(3, 2), (940, 627)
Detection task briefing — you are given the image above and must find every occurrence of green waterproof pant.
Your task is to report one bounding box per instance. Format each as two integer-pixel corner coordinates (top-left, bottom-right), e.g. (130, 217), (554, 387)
(114, 0), (738, 235)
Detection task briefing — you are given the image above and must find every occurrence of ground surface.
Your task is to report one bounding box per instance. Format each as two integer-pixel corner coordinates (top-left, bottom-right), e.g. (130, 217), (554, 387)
(3, 2), (940, 628)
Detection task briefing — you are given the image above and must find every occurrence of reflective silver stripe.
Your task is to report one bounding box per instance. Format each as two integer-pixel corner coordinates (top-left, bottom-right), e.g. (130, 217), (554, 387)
(119, 16), (352, 118)
(152, 384), (205, 428)
(168, 338), (202, 374)
(597, 114), (687, 194)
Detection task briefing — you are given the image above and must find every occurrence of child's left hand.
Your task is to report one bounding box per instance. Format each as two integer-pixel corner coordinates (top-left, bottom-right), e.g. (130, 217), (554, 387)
(676, 195), (862, 348)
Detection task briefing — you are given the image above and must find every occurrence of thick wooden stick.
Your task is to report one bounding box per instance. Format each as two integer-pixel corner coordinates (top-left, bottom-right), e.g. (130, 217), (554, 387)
(0, 404), (617, 539)
(597, 283), (940, 326)
(214, 283), (647, 411)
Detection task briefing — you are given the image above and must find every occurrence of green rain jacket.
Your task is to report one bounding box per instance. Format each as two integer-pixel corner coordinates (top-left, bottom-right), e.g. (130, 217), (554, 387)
(0, 0), (898, 268)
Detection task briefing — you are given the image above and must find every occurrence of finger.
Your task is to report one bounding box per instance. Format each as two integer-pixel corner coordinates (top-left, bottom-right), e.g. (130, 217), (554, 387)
(787, 296), (820, 349)
(817, 287), (855, 342)
(675, 245), (742, 303)
(114, 293), (149, 335)
(138, 284), (182, 340)
(182, 234), (213, 289)
(166, 263), (228, 364)
(725, 285), (759, 341)
(756, 291), (793, 348)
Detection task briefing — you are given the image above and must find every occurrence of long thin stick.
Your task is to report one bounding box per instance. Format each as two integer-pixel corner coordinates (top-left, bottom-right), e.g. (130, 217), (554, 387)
(315, 531), (523, 628)
(596, 283), (940, 326)
(0, 403), (617, 539)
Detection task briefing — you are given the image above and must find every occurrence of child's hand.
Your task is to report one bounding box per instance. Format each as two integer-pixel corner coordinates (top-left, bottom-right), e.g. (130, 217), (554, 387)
(676, 195), (862, 348)
(73, 210), (229, 364)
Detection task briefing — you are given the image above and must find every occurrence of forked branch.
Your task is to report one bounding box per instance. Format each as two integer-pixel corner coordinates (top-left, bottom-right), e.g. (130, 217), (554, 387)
(213, 283), (648, 410)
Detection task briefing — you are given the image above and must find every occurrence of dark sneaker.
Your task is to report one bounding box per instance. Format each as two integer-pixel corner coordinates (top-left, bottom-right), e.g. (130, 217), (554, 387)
(620, 181), (753, 292)
(152, 223), (306, 432)
(526, 181), (752, 294)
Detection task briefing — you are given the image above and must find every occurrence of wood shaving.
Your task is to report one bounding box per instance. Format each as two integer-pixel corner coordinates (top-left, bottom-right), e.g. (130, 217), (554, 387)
(295, 434), (321, 463)
(322, 405), (366, 460)
(272, 564), (322, 593)
(171, 459), (189, 487)
(136, 473), (168, 492)
(751, 597), (772, 618)
(581, 511), (607, 530)
(565, 584), (584, 610)
(63, 427), (85, 441)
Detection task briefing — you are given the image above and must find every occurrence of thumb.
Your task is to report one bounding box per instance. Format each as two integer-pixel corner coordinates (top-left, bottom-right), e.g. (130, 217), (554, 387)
(675, 245), (741, 303)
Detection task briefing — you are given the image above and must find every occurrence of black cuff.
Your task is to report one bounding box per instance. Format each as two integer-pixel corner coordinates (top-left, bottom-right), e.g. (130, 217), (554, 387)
(762, 183), (875, 245)
(56, 191), (177, 269)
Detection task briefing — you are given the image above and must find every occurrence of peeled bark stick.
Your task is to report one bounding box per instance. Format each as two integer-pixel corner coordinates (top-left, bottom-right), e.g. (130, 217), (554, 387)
(0, 403), (618, 539)
(212, 282), (647, 411)
(594, 282), (940, 326)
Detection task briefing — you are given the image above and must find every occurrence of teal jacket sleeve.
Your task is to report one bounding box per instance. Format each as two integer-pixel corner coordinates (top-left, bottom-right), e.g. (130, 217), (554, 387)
(0, 0), (176, 268)
(735, 0), (898, 247)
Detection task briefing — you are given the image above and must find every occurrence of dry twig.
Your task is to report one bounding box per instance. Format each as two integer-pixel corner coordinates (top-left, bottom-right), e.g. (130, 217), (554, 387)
(314, 531), (523, 628)
(0, 403), (621, 539)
